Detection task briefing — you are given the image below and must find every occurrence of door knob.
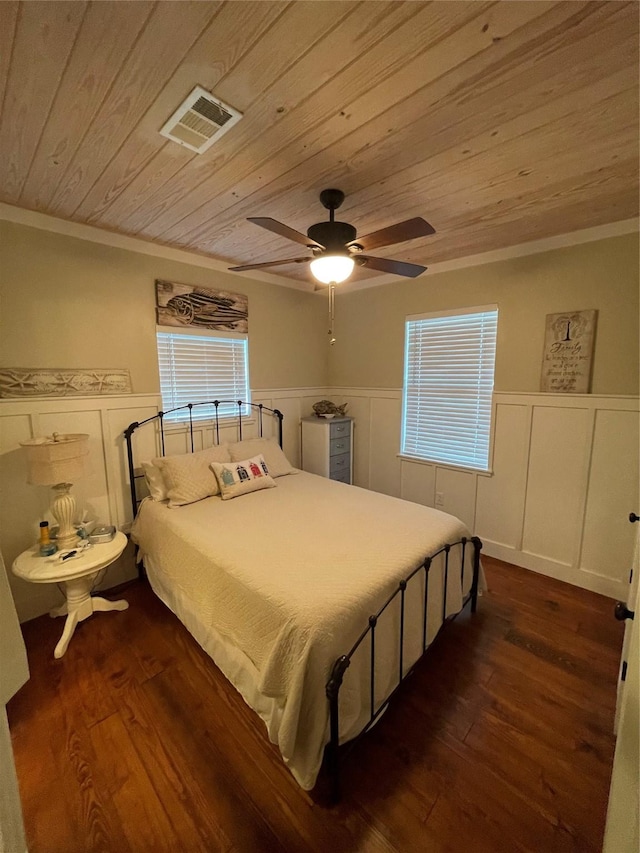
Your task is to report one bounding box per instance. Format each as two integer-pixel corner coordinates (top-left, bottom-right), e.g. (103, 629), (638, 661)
(614, 602), (635, 621)
(630, 512), (639, 523)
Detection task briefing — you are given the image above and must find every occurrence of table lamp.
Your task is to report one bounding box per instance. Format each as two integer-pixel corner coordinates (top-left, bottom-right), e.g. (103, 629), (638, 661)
(20, 433), (90, 550)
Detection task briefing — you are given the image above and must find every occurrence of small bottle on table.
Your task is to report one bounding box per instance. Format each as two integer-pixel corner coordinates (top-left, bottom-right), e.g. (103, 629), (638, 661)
(38, 521), (57, 557)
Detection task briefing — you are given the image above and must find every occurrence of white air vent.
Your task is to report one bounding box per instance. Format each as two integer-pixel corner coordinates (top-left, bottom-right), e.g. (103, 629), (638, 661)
(160, 86), (243, 154)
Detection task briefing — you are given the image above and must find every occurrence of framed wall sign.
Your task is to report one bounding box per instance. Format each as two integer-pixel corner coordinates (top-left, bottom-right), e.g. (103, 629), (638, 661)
(156, 279), (248, 333)
(540, 309), (597, 393)
(0, 367), (132, 397)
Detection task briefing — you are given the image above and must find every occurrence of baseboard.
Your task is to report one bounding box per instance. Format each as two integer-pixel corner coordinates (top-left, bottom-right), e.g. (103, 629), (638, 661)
(482, 539), (624, 600)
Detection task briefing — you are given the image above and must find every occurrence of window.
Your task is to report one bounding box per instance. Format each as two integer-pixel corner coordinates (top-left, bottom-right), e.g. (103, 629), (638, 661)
(156, 327), (250, 422)
(401, 306), (498, 471)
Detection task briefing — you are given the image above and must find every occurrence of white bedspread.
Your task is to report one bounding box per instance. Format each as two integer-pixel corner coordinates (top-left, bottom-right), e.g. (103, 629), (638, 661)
(131, 472), (474, 789)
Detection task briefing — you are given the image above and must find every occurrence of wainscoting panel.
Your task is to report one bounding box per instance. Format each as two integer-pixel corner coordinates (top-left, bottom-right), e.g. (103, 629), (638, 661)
(475, 403), (530, 550)
(1, 388), (330, 622)
(435, 467), (477, 534)
(333, 388), (639, 600)
(400, 460), (436, 508)
(368, 396), (402, 497)
(521, 405), (592, 568)
(106, 401), (164, 528)
(255, 389), (332, 469)
(0, 394), (162, 621)
(38, 408), (112, 530)
(580, 408), (640, 587)
(3, 389), (637, 620)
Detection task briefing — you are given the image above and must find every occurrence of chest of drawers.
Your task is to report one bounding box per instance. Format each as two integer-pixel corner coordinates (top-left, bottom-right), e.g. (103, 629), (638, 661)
(300, 417), (353, 484)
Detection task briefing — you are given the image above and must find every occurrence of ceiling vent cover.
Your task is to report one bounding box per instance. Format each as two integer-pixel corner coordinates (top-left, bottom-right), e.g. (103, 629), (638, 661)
(160, 85), (243, 154)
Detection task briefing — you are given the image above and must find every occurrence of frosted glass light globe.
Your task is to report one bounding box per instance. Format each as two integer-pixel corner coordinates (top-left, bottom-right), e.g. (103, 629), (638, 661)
(310, 254), (355, 284)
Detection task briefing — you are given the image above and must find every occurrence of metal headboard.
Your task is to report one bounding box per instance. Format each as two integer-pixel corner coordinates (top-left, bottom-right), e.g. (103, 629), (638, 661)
(123, 400), (283, 519)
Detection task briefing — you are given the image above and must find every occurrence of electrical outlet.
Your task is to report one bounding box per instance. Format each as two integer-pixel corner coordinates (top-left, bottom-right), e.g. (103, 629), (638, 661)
(435, 491), (444, 506)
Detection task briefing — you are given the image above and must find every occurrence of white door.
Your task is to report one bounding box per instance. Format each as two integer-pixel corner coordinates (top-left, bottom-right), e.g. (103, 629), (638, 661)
(603, 520), (639, 853)
(615, 519), (639, 732)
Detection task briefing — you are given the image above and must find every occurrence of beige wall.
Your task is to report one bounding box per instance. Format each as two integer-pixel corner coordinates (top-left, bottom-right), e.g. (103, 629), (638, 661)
(0, 220), (328, 392)
(0, 216), (637, 616)
(329, 233), (639, 395)
(2, 222), (636, 397)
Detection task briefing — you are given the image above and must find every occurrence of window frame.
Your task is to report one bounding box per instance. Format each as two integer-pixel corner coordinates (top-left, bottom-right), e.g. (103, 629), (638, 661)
(400, 305), (498, 473)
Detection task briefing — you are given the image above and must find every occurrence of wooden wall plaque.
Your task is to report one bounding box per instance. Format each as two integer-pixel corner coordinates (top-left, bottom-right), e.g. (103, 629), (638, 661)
(540, 309), (597, 393)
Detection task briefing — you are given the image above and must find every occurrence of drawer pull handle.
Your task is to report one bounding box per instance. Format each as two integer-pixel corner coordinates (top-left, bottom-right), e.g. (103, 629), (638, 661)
(335, 443), (344, 449)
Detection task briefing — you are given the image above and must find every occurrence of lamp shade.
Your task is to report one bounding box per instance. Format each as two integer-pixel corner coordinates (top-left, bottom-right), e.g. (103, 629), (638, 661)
(309, 254), (355, 284)
(20, 433), (89, 485)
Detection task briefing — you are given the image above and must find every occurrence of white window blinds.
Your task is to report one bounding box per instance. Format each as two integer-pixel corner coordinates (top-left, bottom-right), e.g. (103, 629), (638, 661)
(401, 306), (498, 471)
(156, 328), (250, 422)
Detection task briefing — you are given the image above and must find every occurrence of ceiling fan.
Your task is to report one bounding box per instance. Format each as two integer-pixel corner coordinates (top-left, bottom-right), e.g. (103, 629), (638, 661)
(228, 188), (435, 285)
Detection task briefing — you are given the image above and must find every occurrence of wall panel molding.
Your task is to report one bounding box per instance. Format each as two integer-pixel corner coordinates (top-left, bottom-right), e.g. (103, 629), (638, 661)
(0, 388), (329, 622)
(331, 387), (639, 600)
(3, 387), (636, 621)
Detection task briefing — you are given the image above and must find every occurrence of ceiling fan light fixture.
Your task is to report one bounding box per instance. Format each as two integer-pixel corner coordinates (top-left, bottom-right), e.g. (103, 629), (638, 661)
(310, 254), (354, 284)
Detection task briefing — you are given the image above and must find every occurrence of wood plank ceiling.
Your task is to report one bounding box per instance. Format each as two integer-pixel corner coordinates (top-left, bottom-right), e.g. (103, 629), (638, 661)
(0, 0), (638, 287)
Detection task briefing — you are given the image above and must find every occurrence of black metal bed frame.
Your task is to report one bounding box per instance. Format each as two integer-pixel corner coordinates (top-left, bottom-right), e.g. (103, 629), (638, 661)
(325, 535), (481, 801)
(123, 401), (481, 802)
(123, 399), (283, 517)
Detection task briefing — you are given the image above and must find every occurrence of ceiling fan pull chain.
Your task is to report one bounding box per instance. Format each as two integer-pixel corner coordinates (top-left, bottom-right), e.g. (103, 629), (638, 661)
(328, 283), (336, 345)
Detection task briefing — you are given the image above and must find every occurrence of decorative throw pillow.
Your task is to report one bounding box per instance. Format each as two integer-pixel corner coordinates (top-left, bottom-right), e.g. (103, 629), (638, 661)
(228, 437), (298, 478)
(154, 444), (230, 507)
(210, 454), (276, 500)
(141, 461), (168, 501)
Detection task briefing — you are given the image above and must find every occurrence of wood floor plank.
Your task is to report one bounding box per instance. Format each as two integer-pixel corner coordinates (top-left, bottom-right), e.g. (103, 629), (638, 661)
(142, 669), (286, 852)
(482, 670), (616, 780)
(462, 713), (606, 850)
(48, 696), (131, 853)
(7, 556), (622, 852)
(116, 680), (235, 852)
(87, 711), (185, 852)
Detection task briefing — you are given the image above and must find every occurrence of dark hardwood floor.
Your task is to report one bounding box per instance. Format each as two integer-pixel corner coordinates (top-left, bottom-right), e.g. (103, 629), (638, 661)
(8, 556), (623, 853)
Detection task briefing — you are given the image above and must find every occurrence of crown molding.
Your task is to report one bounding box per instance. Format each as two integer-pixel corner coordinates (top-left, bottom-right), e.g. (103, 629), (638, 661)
(1, 203), (636, 296)
(337, 217), (639, 293)
(0, 203), (311, 292)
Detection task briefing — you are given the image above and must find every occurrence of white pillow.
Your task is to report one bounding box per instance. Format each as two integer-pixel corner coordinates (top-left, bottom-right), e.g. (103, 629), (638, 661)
(228, 437), (297, 478)
(154, 444), (230, 507)
(141, 461), (168, 501)
(210, 454), (276, 500)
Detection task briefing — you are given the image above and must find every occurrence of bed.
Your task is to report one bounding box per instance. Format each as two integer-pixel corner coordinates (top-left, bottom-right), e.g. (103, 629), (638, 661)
(125, 401), (482, 798)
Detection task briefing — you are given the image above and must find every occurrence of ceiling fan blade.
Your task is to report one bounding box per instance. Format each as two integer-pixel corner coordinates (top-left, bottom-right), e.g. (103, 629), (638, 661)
(359, 255), (427, 278)
(228, 257), (310, 272)
(348, 217), (435, 252)
(247, 217), (324, 249)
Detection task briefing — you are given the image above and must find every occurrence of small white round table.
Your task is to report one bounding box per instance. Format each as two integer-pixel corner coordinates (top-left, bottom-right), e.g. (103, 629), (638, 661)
(12, 531), (129, 659)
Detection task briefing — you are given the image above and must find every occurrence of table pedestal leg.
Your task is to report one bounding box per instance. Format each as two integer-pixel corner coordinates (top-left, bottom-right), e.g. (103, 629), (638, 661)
(50, 601), (68, 618)
(91, 596), (129, 613)
(52, 574), (128, 659)
(54, 610), (80, 659)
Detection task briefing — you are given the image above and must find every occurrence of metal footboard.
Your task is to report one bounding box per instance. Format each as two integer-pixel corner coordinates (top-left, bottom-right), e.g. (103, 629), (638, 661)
(325, 535), (482, 801)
